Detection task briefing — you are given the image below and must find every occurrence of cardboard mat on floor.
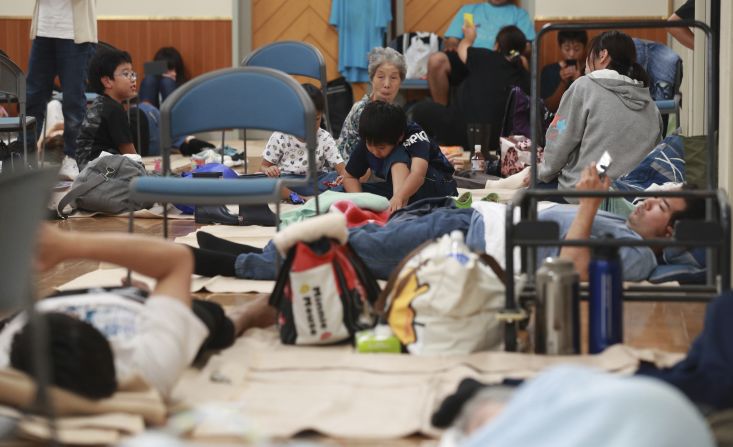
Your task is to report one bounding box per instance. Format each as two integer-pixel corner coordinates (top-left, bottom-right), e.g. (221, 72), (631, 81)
(171, 328), (684, 441)
(57, 225), (279, 293)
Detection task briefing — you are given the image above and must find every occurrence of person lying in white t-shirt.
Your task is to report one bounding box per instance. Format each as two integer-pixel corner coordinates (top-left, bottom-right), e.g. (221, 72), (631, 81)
(0, 225), (275, 399)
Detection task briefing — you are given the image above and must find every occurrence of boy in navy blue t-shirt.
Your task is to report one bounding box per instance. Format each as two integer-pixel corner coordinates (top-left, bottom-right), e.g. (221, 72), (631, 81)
(343, 101), (457, 212)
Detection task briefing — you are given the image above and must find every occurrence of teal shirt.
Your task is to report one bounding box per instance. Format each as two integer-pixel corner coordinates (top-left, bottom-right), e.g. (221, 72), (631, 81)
(444, 3), (536, 49)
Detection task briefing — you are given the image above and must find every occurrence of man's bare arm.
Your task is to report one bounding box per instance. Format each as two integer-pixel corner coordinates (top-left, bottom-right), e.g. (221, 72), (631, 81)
(667, 13), (694, 49)
(36, 225), (193, 302)
(558, 164), (611, 281)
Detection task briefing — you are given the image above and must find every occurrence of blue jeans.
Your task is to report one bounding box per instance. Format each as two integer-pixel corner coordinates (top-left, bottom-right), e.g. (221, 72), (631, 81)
(634, 39), (680, 101)
(138, 75), (177, 108)
(234, 207), (476, 280)
(26, 37), (96, 158)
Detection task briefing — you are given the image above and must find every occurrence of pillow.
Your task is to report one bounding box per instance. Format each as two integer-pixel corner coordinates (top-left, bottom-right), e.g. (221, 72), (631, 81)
(648, 246), (707, 284)
(613, 135), (685, 193)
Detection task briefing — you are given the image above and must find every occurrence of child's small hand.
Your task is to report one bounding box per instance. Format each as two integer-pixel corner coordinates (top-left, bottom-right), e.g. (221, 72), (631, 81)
(263, 165), (280, 177)
(388, 195), (407, 213)
(334, 175), (344, 186)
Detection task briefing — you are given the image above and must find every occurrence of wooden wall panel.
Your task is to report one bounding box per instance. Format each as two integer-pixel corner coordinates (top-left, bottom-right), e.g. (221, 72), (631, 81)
(0, 18), (231, 82)
(252, 0), (339, 82)
(534, 19), (669, 69)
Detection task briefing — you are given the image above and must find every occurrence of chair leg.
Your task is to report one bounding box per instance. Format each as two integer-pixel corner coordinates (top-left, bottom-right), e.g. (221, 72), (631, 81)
(220, 130), (225, 165)
(243, 130), (248, 174)
(127, 208), (134, 283)
(163, 203), (169, 239)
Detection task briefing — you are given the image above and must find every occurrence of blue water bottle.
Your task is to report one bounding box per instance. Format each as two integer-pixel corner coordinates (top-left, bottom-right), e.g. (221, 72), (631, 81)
(588, 238), (623, 354)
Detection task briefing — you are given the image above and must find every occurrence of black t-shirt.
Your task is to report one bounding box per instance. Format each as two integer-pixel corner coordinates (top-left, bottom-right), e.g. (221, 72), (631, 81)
(346, 122), (454, 180)
(76, 94), (133, 169)
(675, 0), (694, 20)
(540, 63), (561, 99)
(453, 47), (530, 127)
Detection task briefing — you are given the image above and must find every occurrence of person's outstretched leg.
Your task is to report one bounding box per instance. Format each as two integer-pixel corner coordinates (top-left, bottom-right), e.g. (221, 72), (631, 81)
(196, 231), (263, 256)
(190, 246), (237, 277)
(226, 295), (278, 336)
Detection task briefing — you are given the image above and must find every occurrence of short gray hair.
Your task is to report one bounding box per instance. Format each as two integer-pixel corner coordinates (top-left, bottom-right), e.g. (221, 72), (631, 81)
(367, 47), (407, 81)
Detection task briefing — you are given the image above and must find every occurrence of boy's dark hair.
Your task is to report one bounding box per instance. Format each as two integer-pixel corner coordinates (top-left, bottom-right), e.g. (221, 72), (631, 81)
(495, 25), (527, 59)
(668, 184), (707, 228)
(300, 83), (325, 113)
(558, 30), (588, 46)
(358, 101), (407, 145)
(10, 312), (117, 400)
(153, 46), (186, 85)
(88, 49), (132, 94)
(588, 30), (650, 87)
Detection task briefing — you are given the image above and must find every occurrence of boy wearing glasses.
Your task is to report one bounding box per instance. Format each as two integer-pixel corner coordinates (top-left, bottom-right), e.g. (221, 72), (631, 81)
(75, 49), (138, 170)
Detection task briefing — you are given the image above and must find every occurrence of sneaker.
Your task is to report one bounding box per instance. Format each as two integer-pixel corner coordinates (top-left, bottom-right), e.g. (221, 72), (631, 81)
(58, 156), (79, 180)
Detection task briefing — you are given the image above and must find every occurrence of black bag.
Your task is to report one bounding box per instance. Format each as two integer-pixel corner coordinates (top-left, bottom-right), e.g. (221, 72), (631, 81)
(326, 76), (354, 138)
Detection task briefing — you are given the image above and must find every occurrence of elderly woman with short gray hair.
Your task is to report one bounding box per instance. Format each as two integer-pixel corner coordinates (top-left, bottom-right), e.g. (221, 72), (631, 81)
(336, 47), (406, 162)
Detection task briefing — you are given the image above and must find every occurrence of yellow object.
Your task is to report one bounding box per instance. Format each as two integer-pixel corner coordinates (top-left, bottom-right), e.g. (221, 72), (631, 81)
(463, 12), (474, 27)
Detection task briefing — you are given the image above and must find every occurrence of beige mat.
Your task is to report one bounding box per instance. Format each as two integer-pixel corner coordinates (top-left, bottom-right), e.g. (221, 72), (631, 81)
(55, 267), (275, 294)
(172, 328), (684, 441)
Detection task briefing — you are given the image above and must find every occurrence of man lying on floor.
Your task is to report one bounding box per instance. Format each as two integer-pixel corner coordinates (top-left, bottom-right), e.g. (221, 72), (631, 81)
(0, 226), (274, 399)
(192, 163), (705, 282)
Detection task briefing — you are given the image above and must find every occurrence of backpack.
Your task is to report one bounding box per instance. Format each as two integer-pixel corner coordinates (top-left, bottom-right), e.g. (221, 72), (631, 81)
(501, 86), (552, 146)
(57, 155), (151, 217)
(376, 231), (506, 355)
(269, 231), (381, 345)
(326, 76), (354, 138)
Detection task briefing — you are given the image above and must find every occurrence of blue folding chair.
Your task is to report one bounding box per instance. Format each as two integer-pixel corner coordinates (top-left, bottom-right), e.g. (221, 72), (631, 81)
(128, 66), (319, 238)
(241, 41), (331, 172)
(0, 53), (36, 166)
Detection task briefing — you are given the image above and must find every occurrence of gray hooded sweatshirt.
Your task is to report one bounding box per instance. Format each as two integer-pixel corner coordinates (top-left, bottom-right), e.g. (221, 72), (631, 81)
(539, 69), (662, 197)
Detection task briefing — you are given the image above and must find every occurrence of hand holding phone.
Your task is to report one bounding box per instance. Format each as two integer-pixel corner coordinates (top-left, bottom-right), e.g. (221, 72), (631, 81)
(596, 151), (612, 179)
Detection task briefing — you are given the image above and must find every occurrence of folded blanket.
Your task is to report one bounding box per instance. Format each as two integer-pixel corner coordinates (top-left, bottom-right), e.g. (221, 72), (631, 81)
(279, 191), (389, 228)
(0, 368), (165, 427)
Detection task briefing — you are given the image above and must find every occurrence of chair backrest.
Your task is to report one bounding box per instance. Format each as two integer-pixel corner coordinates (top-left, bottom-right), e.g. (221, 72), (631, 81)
(0, 168), (58, 311)
(241, 41), (332, 134)
(0, 53), (26, 106)
(159, 66), (317, 171)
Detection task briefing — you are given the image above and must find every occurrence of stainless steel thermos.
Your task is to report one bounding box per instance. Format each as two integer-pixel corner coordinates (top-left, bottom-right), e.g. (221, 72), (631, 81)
(535, 257), (580, 354)
(588, 242), (623, 354)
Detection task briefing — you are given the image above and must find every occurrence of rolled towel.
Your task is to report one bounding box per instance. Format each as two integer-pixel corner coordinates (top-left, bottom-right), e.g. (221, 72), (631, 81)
(273, 212), (348, 255)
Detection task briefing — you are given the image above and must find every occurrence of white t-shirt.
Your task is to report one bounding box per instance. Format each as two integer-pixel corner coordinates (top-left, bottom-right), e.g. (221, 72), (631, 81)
(36, 0), (75, 40)
(0, 293), (208, 397)
(263, 128), (343, 175)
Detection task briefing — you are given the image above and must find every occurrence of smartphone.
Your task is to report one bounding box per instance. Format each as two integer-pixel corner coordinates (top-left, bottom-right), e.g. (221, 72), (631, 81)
(143, 60), (167, 76)
(463, 13), (474, 27)
(565, 59), (577, 67)
(596, 151), (612, 178)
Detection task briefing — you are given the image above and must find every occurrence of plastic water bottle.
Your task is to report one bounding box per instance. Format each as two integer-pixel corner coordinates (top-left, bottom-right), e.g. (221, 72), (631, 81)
(588, 238), (623, 354)
(447, 230), (469, 266)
